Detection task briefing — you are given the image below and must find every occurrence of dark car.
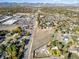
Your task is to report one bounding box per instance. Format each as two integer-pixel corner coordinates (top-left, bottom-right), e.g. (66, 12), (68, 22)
(25, 39), (30, 45)
(0, 36), (5, 43)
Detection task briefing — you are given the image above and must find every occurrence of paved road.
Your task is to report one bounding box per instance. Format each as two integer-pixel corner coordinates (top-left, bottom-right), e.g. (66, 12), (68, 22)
(23, 14), (36, 59)
(23, 12), (39, 59)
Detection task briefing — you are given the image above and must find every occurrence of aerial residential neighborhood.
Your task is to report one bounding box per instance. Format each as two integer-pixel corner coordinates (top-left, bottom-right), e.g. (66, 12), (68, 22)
(0, 0), (79, 59)
(0, 13), (35, 59)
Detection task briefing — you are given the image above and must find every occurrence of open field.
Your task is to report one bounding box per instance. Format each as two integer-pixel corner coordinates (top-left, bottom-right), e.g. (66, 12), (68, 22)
(32, 27), (53, 51)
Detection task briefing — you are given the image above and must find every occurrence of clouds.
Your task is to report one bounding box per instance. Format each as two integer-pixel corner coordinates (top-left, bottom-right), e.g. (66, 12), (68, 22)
(61, 0), (78, 3)
(52, 0), (78, 3)
(29, 0), (79, 3)
(0, 0), (79, 4)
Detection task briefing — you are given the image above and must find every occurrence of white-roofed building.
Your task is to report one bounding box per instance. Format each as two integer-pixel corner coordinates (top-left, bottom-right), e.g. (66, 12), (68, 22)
(0, 16), (12, 22)
(3, 19), (18, 25)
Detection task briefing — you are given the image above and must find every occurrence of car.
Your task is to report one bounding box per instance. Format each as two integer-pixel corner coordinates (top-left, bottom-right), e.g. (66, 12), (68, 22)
(25, 39), (30, 45)
(0, 36), (5, 43)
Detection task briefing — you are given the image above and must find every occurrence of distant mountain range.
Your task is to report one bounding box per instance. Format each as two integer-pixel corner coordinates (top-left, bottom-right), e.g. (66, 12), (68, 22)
(0, 2), (79, 7)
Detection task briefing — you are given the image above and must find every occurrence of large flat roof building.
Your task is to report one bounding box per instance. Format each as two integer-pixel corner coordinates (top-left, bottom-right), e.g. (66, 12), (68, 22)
(0, 16), (12, 22)
(3, 19), (18, 25)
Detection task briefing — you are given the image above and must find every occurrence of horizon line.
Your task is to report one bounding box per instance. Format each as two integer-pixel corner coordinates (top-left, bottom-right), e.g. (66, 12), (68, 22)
(0, 2), (79, 4)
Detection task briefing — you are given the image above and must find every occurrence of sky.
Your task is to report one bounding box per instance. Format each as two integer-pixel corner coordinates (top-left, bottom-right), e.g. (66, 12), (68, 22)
(0, 0), (79, 4)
